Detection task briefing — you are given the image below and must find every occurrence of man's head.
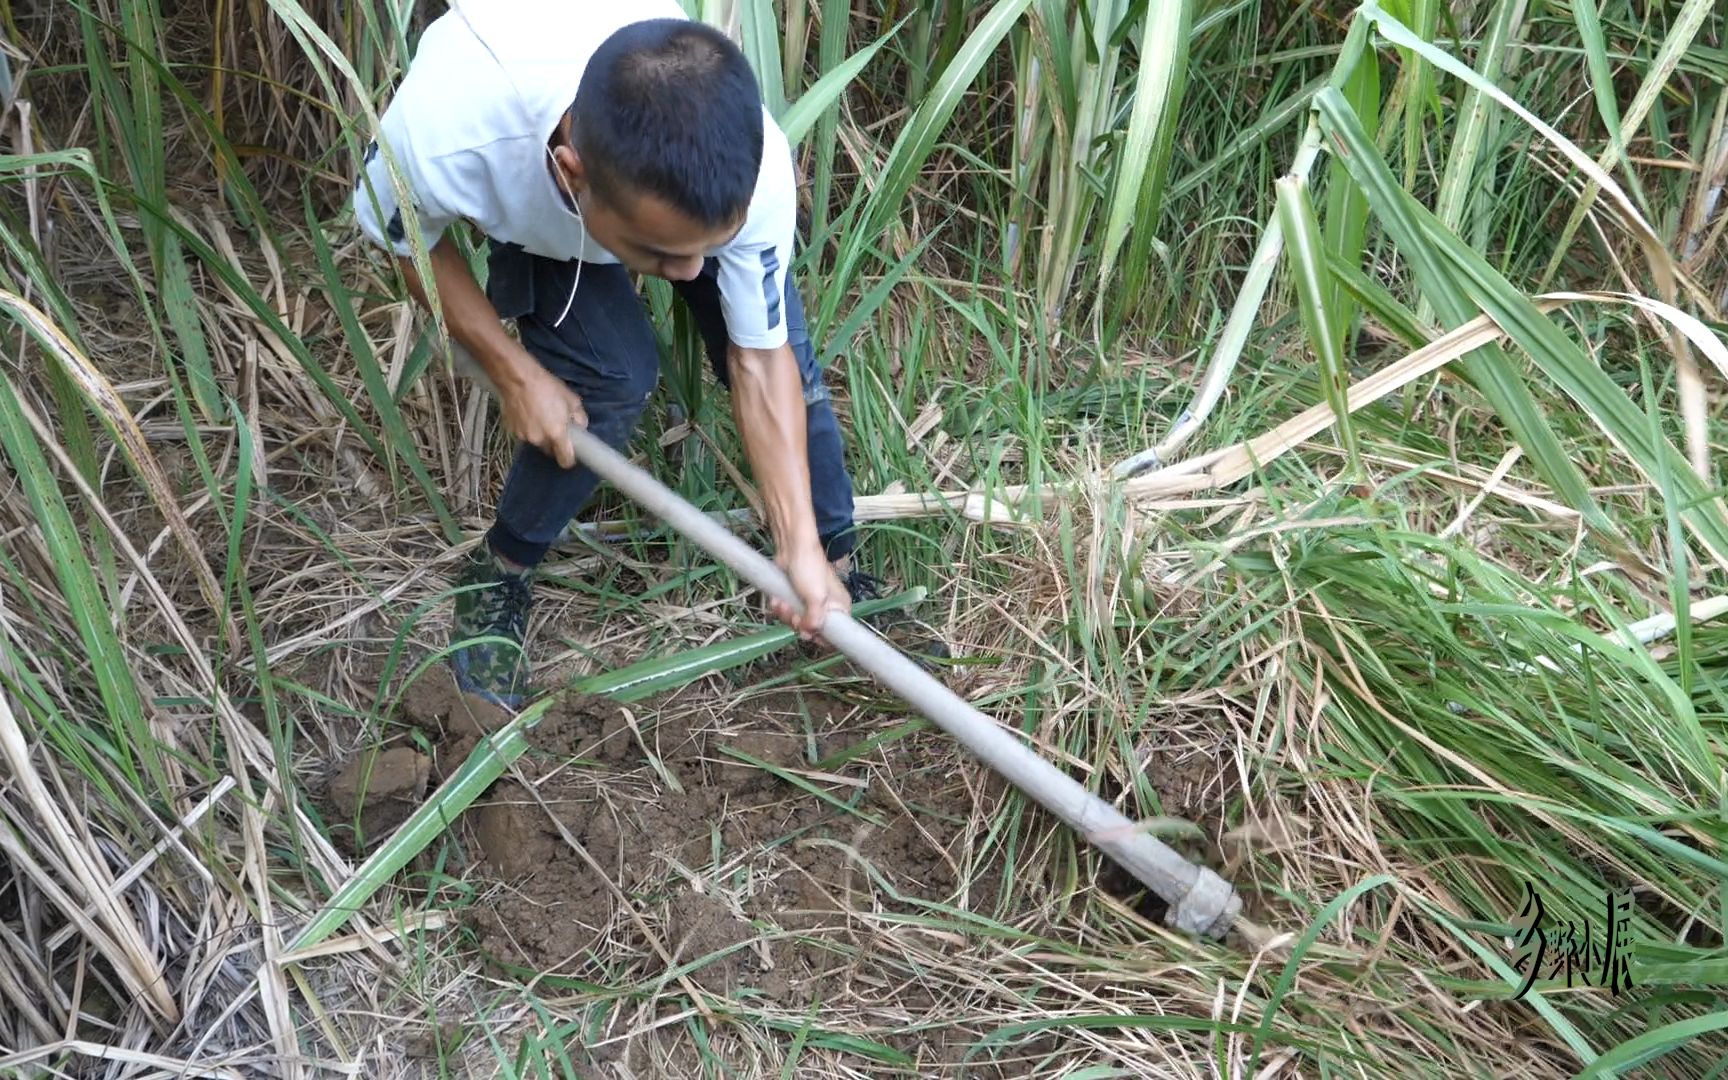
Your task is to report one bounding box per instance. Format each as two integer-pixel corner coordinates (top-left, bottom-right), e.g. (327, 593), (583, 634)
(549, 18), (764, 281)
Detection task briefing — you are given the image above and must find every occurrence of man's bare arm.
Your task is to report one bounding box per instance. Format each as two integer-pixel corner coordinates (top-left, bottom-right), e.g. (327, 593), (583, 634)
(727, 342), (818, 553)
(728, 342), (850, 634)
(398, 236), (587, 468)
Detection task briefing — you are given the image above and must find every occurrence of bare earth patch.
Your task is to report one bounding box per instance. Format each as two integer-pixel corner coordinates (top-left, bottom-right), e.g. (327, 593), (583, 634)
(317, 668), (1199, 1074)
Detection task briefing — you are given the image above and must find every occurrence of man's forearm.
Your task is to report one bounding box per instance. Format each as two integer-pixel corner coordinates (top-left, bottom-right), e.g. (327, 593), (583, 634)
(729, 343), (822, 556)
(398, 236), (539, 394)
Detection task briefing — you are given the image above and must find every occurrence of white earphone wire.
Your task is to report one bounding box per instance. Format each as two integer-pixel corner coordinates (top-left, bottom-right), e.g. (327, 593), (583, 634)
(545, 143), (585, 328)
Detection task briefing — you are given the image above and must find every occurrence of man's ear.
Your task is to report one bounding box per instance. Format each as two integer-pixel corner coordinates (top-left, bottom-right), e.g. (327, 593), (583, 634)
(552, 143), (588, 196)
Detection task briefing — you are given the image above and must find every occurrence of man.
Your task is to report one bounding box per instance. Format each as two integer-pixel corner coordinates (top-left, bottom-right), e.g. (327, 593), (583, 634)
(353, 2), (920, 708)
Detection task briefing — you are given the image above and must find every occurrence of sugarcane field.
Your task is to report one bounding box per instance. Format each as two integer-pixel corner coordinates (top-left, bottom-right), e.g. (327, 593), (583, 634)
(3, 0), (1728, 1076)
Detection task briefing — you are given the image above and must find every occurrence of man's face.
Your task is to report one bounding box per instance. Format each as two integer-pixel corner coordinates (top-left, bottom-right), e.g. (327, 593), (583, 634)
(551, 140), (742, 282)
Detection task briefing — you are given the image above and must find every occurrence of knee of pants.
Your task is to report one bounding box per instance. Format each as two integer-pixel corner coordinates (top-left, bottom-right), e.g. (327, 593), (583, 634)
(578, 365), (660, 450)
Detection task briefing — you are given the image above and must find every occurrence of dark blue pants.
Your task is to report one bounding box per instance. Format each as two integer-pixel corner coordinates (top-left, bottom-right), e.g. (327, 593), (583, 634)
(480, 243), (857, 568)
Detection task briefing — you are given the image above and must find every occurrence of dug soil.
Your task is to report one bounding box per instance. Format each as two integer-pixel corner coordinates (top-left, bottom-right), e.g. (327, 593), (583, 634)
(321, 672), (1226, 1074)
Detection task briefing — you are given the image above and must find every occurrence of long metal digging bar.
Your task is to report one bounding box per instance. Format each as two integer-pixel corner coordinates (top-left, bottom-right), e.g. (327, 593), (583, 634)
(450, 346), (1242, 939)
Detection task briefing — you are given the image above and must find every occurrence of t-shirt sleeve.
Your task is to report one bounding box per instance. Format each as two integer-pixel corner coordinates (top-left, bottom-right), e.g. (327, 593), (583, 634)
(713, 123), (798, 351)
(351, 102), (463, 257)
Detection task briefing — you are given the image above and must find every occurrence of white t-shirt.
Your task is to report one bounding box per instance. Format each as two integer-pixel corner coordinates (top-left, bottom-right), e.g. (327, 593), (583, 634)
(352, 0), (799, 351)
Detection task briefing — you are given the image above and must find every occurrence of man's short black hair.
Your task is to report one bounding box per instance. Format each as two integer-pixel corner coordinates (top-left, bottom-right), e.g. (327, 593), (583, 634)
(572, 18), (764, 227)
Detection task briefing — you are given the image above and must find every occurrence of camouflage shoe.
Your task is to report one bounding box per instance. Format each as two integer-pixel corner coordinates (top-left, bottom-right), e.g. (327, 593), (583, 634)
(449, 544), (535, 709)
(840, 566), (952, 666)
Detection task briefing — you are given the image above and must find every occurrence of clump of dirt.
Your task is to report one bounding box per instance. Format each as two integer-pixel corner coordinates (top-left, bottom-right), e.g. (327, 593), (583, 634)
(326, 746), (431, 850)
(665, 890), (757, 993)
(399, 677), (515, 779)
(1141, 739), (1236, 822)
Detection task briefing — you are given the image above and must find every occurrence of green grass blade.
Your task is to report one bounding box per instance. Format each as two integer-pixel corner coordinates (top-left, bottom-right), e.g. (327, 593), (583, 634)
(1098, 0), (1192, 306)
(1169, 73), (1326, 202)
(1407, 894), (1597, 1060)
(0, 365), (160, 799)
(1539, 0), (1715, 288)
(1321, 45), (1378, 350)
(1323, 248), (1434, 349)
(73, 6), (127, 177)
(158, 238), (221, 420)
(738, 0), (788, 119)
(1314, 86), (1616, 542)
(1361, 0), (1674, 290)
(810, 0), (852, 246)
(1112, 12), (1375, 477)
(1416, 205), (1728, 569)
(578, 589), (923, 702)
(302, 188), (458, 540)
(1275, 175), (1359, 477)
(94, 0), (222, 420)
(1409, 0), (1444, 186)
(114, 181), (401, 479)
(818, 232), (939, 367)
(716, 747), (886, 825)
(823, 0), (1035, 330)
(263, 0), (446, 334)
(0, 214), (110, 583)
(781, 0), (809, 105)
(1430, 0), (1523, 234)
(1244, 874), (1398, 1073)
(777, 21), (900, 149)
(286, 689), (561, 954)
(1420, 0), (1521, 328)
(1573, 1015), (1728, 1079)
(1567, 0), (1628, 172)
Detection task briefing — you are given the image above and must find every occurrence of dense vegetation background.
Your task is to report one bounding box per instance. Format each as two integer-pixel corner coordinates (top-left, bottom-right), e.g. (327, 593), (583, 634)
(1, 0), (1726, 1075)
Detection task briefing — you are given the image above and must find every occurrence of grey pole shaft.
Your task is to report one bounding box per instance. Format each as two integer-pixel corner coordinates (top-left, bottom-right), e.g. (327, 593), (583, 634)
(558, 420), (1241, 939)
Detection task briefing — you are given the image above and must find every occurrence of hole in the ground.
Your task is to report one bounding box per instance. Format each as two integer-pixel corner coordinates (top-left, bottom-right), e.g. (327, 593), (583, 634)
(1096, 857), (1171, 923)
(1087, 763), (1220, 925)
